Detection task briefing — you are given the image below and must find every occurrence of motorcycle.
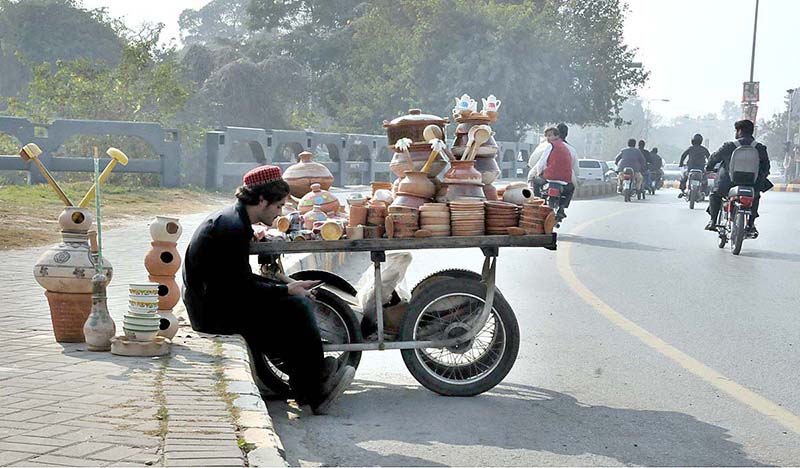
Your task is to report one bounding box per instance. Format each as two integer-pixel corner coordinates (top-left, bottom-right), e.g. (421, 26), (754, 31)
(715, 185), (756, 255)
(686, 169), (704, 209)
(619, 167), (644, 202)
(648, 169), (662, 194)
(542, 180), (569, 227)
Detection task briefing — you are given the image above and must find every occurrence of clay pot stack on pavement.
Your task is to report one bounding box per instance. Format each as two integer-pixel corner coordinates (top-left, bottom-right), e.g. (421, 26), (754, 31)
(144, 216), (183, 340)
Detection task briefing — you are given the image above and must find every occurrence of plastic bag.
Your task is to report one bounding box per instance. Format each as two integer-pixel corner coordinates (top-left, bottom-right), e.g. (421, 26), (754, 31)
(355, 251), (413, 325)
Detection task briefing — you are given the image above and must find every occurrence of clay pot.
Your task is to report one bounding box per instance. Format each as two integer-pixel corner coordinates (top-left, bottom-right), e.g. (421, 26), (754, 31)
(348, 205), (368, 227)
(397, 170), (436, 199)
(34, 233), (113, 294)
(346, 225), (364, 240)
(283, 151), (334, 198)
(473, 157), (501, 185)
(45, 291), (92, 342)
(443, 160), (482, 185)
(144, 241), (181, 276)
(383, 108), (449, 146)
(391, 193), (428, 210)
(452, 123), (499, 158)
(436, 183), (486, 202)
(149, 216), (182, 243)
(503, 182), (533, 205)
(149, 275), (181, 310)
(157, 310), (179, 340)
(302, 205), (327, 229)
(371, 181), (393, 195)
(298, 184), (340, 214)
(389, 144), (448, 179)
(58, 207), (93, 232)
(83, 273), (115, 352)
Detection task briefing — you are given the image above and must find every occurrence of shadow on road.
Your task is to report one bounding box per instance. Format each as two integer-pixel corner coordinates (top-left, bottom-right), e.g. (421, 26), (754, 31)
(558, 234), (673, 253)
(270, 379), (768, 466)
(737, 249), (800, 263)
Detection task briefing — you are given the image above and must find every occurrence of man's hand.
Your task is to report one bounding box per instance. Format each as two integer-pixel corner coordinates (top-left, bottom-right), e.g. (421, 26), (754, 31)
(287, 280), (321, 298)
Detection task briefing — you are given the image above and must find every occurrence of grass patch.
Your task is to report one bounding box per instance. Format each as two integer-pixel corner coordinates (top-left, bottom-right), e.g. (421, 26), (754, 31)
(0, 182), (227, 250)
(237, 438), (257, 453)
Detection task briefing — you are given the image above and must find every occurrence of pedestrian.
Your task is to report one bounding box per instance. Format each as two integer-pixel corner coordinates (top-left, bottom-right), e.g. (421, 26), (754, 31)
(182, 165), (355, 415)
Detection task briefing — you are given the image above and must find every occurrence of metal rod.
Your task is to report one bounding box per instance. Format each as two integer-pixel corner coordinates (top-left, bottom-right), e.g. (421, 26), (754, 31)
(749, 0), (759, 82)
(374, 259), (384, 347)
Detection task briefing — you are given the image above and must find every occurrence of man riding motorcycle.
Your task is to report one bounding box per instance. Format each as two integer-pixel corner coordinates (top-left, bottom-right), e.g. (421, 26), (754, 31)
(529, 126), (576, 220)
(615, 138), (646, 193)
(649, 147), (664, 190)
(678, 133), (710, 198)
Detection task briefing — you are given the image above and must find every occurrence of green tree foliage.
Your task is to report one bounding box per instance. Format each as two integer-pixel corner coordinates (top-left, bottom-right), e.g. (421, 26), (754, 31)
(0, 0), (124, 97)
(179, 0), (250, 47)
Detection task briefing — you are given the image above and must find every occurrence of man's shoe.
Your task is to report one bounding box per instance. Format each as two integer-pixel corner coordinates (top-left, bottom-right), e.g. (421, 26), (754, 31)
(312, 365), (355, 415)
(677, 192), (685, 198)
(746, 225), (759, 239)
(704, 220), (717, 231)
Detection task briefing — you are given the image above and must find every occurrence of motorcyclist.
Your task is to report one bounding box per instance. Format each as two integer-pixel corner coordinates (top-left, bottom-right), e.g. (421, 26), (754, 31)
(704, 119), (772, 237)
(650, 147), (664, 189)
(615, 139), (646, 193)
(638, 140), (653, 192)
(529, 126), (576, 220)
(678, 133), (710, 198)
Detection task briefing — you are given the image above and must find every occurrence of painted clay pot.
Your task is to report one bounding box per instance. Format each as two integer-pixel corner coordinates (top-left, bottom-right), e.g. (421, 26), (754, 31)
(58, 207), (93, 232)
(443, 160), (483, 185)
(157, 310), (179, 339)
(148, 274), (181, 310)
(144, 241), (181, 276)
(83, 273), (115, 351)
(302, 205), (327, 230)
(34, 233), (113, 293)
(149, 216), (182, 243)
(503, 182), (533, 205)
(397, 170), (436, 199)
(298, 184), (340, 214)
(473, 156), (501, 185)
(283, 151), (334, 198)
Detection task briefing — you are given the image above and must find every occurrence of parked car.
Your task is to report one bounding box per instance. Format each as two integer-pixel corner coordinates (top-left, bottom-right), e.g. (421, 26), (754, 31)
(578, 159), (611, 182)
(663, 163), (683, 181)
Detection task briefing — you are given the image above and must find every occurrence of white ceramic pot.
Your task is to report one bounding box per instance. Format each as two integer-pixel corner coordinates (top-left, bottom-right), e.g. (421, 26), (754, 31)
(58, 207), (93, 232)
(123, 328), (159, 342)
(502, 182), (533, 205)
(157, 310), (179, 340)
(149, 216), (182, 243)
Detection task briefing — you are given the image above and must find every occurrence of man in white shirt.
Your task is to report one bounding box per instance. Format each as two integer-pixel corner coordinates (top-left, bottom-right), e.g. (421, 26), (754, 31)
(527, 123), (580, 219)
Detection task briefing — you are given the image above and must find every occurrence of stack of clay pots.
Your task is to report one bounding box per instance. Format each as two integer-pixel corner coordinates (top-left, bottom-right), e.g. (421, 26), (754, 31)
(385, 206), (418, 238)
(34, 207), (113, 343)
(485, 201), (521, 235)
(450, 95), (502, 200)
(439, 160), (485, 201)
(144, 216), (182, 339)
(449, 199), (485, 236)
(365, 200), (387, 238)
(419, 203), (450, 237)
(519, 200), (555, 234)
(283, 151), (334, 198)
(392, 170), (436, 210)
(384, 109), (450, 182)
(123, 282), (161, 341)
(346, 195), (368, 240)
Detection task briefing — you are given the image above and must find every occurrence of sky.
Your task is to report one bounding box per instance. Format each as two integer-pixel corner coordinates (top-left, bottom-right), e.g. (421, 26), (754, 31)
(81, 0), (800, 121)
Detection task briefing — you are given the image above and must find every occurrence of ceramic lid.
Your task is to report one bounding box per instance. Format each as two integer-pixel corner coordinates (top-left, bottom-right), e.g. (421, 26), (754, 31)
(383, 109), (449, 128)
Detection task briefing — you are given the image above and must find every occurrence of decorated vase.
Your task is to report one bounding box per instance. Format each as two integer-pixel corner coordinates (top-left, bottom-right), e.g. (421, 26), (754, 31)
(298, 184), (340, 215)
(283, 151), (334, 198)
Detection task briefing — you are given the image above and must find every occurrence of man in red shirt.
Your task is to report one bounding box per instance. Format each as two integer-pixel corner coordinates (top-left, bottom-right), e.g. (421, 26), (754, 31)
(530, 127), (575, 218)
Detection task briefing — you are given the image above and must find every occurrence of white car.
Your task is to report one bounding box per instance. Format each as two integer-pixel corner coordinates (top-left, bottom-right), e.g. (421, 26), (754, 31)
(578, 159), (611, 182)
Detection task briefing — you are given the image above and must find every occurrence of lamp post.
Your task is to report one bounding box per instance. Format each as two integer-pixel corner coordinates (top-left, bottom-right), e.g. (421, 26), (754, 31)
(641, 98), (671, 141)
(786, 87), (800, 181)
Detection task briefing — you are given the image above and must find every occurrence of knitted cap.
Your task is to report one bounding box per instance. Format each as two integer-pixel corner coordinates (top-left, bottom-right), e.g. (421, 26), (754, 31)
(243, 165), (283, 187)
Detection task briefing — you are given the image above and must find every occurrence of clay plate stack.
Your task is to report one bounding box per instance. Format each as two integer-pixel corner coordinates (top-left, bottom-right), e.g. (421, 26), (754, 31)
(386, 206), (419, 238)
(449, 198), (485, 236)
(484, 201), (520, 235)
(519, 203), (552, 234)
(418, 203), (450, 237)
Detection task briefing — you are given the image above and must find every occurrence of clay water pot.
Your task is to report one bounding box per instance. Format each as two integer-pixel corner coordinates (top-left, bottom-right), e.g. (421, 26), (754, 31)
(149, 216), (182, 243)
(502, 182), (533, 205)
(34, 233), (113, 294)
(283, 151), (334, 198)
(389, 144), (448, 179)
(391, 193), (428, 210)
(298, 184), (340, 214)
(397, 170), (436, 199)
(58, 207), (93, 232)
(443, 160), (482, 185)
(157, 310), (179, 340)
(144, 241), (181, 276)
(302, 205), (327, 229)
(149, 275), (181, 310)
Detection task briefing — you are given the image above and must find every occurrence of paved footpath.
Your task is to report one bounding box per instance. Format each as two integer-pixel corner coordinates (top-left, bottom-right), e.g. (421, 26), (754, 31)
(0, 211), (286, 467)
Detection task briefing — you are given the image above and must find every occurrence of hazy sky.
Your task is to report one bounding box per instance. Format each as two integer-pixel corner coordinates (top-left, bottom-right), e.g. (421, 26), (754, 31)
(82, 0), (799, 121)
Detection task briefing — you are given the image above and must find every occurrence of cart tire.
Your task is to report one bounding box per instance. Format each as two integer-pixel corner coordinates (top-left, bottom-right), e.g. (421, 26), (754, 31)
(255, 289), (362, 398)
(289, 270), (358, 296)
(411, 269), (482, 297)
(400, 278), (519, 397)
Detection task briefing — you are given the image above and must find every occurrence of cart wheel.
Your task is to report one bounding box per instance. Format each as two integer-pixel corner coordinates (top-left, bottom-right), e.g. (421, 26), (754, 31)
(290, 269), (358, 296)
(255, 289), (362, 398)
(400, 278), (519, 396)
(411, 268), (482, 297)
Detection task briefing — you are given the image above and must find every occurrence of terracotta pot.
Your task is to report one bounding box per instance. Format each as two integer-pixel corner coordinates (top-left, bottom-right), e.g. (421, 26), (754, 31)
(320, 221), (344, 240)
(348, 205), (368, 227)
(389, 144), (448, 179)
(371, 181), (393, 194)
(298, 184), (340, 214)
(58, 207), (93, 232)
(34, 233), (113, 294)
(148, 275), (181, 310)
(503, 183), (533, 205)
(483, 184), (498, 201)
(436, 183), (486, 202)
(302, 205), (327, 229)
(283, 151), (334, 198)
(144, 241), (181, 276)
(473, 157), (501, 184)
(452, 123), (499, 158)
(397, 170), (436, 199)
(149, 216), (182, 243)
(45, 291), (92, 342)
(157, 310), (179, 340)
(443, 160), (482, 185)
(391, 193), (428, 210)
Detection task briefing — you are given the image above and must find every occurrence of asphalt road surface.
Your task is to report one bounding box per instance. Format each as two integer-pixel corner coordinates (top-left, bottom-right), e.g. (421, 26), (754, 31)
(267, 189), (800, 466)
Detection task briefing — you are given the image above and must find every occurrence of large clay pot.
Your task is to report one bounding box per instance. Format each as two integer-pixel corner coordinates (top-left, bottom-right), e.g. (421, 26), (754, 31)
(443, 160), (482, 185)
(452, 122), (499, 158)
(149, 275), (181, 310)
(389, 144), (448, 179)
(298, 184), (340, 214)
(397, 170), (436, 199)
(383, 108), (449, 147)
(34, 233), (113, 294)
(436, 182), (486, 202)
(144, 241), (181, 276)
(473, 156), (501, 185)
(283, 151), (334, 198)
(149, 216), (182, 243)
(391, 193), (428, 210)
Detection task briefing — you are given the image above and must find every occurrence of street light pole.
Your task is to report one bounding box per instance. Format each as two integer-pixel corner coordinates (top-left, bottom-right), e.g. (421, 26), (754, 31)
(749, 0), (759, 82)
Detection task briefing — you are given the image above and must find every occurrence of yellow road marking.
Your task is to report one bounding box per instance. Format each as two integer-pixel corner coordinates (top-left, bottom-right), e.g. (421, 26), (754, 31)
(557, 211), (800, 435)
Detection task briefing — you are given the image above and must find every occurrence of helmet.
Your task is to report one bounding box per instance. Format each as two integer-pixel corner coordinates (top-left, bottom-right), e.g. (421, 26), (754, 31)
(691, 133), (703, 145)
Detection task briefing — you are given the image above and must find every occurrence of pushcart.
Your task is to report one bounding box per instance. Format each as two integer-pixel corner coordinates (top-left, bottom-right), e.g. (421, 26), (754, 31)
(249, 234), (557, 397)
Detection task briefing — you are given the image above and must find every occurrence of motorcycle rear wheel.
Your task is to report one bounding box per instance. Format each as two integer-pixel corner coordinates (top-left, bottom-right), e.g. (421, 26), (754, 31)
(731, 210), (746, 255)
(689, 189), (696, 209)
(623, 189), (631, 202)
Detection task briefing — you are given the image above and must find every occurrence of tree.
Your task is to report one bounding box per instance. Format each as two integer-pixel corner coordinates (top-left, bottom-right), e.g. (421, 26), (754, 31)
(178, 0), (250, 47)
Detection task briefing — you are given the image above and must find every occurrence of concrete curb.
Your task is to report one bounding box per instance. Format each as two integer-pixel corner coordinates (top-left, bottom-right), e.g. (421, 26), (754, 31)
(573, 181), (617, 199)
(661, 180), (800, 192)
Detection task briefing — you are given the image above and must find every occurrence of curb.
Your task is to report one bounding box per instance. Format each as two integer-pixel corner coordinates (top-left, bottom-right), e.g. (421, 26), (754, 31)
(662, 180), (800, 192)
(573, 181), (617, 199)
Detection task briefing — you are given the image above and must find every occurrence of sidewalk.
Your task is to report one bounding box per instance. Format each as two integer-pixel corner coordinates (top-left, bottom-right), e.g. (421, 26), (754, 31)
(0, 212), (286, 467)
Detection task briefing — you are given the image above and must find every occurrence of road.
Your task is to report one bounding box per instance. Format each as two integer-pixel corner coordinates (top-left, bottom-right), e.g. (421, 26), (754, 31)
(267, 189), (800, 466)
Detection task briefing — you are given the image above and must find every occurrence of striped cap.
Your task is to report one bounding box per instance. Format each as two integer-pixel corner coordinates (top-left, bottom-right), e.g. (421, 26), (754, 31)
(243, 165), (283, 187)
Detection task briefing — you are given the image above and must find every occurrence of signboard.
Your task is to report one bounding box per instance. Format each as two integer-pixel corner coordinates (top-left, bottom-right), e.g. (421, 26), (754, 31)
(742, 81), (760, 102)
(742, 102), (759, 122)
